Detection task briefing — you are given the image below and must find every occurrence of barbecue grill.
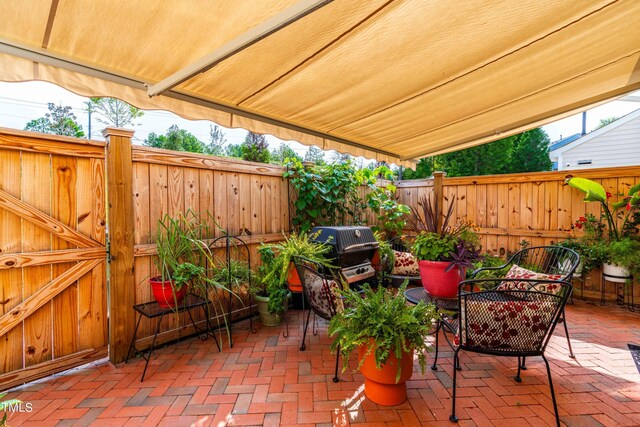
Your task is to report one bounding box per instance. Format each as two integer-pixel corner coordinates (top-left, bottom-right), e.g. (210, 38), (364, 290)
(310, 226), (379, 285)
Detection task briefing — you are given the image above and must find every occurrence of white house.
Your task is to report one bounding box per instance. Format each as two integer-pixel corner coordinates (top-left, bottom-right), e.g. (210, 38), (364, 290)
(549, 108), (640, 171)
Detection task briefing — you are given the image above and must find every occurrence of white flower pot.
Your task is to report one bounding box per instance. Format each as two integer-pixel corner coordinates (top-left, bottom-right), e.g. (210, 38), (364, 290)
(603, 263), (631, 283)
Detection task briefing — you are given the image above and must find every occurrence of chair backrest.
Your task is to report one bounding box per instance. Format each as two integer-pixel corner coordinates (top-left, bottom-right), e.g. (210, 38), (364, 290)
(457, 278), (572, 357)
(293, 256), (344, 321)
(504, 246), (580, 281)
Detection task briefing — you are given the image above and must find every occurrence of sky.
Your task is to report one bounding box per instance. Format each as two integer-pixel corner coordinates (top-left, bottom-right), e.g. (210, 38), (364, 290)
(0, 81), (639, 163)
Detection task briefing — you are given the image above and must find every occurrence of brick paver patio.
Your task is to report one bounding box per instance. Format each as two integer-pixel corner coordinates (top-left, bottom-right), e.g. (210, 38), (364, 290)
(4, 298), (640, 426)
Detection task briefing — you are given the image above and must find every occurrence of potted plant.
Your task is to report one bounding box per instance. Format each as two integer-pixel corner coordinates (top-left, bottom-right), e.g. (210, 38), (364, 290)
(407, 195), (482, 298)
(152, 212), (208, 308)
(567, 178), (640, 281)
(607, 238), (640, 281)
(366, 178), (410, 240)
(252, 246), (291, 326)
(328, 283), (437, 406)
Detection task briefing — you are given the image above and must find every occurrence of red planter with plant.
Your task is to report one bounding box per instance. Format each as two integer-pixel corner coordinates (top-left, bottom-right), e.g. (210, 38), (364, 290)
(418, 260), (466, 298)
(150, 277), (186, 308)
(358, 340), (414, 405)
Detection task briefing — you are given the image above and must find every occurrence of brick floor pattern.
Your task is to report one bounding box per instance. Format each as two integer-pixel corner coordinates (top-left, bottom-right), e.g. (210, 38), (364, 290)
(4, 300), (640, 426)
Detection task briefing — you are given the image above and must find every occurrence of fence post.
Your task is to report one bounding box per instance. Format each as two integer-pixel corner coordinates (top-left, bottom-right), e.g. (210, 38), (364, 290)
(433, 171), (446, 231)
(104, 128), (135, 364)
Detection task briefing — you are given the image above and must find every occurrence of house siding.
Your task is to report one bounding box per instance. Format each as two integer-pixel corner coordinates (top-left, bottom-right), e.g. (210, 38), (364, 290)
(560, 115), (640, 170)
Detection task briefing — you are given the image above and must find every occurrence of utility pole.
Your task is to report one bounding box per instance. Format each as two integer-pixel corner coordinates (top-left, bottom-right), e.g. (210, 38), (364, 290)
(84, 100), (94, 139)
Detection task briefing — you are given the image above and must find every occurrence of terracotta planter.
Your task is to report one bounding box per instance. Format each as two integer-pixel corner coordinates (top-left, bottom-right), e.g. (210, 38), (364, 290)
(287, 262), (303, 293)
(371, 251), (381, 273)
(358, 341), (414, 406)
(418, 260), (465, 298)
(603, 263), (631, 283)
(150, 277), (186, 308)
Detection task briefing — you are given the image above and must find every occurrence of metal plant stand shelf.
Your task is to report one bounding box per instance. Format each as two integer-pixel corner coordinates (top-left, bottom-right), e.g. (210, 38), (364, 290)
(125, 293), (220, 381)
(601, 271), (635, 312)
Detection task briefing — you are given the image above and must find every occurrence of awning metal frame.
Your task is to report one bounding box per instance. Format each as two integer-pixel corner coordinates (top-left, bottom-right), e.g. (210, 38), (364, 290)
(147, 0), (332, 97)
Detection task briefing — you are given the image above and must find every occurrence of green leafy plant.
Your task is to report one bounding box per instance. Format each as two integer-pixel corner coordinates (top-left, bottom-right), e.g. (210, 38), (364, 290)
(284, 159), (378, 233)
(328, 283), (438, 382)
(407, 195), (482, 270)
(367, 182), (410, 238)
(154, 211), (209, 291)
(253, 232), (332, 314)
(374, 230), (395, 272)
(567, 177), (640, 241)
(608, 238), (640, 276)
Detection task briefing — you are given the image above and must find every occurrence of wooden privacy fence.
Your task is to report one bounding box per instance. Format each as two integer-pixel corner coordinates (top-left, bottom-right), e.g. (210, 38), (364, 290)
(1, 124), (639, 388)
(395, 167), (640, 301)
(128, 142), (290, 356)
(0, 128), (107, 390)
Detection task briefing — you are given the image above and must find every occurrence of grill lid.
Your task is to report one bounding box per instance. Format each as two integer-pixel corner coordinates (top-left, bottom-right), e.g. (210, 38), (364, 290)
(310, 226), (378, 254)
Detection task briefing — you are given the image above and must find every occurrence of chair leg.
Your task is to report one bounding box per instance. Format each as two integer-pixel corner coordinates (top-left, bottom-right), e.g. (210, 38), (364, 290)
(431, 321), (441, 371)
(449, 347), (461, 423)
(333, 344), (341, 383)
(515, 356), (522, 383)
(520, 356), (527, 370)
(561, 308), (575, 358)
(300, 307), (312, 351)
(542, 354), (561, 427)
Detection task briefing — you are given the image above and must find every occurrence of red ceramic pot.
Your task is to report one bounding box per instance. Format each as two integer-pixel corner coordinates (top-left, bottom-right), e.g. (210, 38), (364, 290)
(150, 277), (186, 308)
(358, 340), (414, 406)
(418, 260), (465, 298)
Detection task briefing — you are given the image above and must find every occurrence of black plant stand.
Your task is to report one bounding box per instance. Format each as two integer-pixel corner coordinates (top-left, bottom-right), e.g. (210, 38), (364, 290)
(209, 232), (255, 348)
(601, 271), (635, 312)
(125, 293), (220, 382)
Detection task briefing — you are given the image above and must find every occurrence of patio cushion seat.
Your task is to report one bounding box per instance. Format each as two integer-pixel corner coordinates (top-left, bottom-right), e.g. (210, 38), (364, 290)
(391, 251), (420, 276)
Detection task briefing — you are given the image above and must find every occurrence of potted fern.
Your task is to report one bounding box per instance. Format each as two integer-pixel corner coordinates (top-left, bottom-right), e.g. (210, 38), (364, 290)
(329, 283), (437, 406)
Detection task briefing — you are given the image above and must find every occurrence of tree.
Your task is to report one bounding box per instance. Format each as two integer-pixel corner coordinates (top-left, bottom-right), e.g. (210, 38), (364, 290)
(505, 128), (552, 173)
(205, 124), (227, 156)
(304, 146), (325, 164)
(329, 151), (351, 164)
(87, 97), (144, 128)
(271, 143), (301, 164)
(400, 128), (552, 178)
(225, 144), (243, 158)
(24, 103), (85, 137)
(144, 125), (205, 153)
(594, 116), (619, 130)
(241, 131), (270, 163)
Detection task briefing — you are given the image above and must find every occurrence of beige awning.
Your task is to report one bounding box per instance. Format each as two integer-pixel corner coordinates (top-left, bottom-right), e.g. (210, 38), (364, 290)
(1, 0), (639, 166)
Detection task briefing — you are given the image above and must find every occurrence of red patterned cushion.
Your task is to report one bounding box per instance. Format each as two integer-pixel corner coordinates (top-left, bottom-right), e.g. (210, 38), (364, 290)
(303, 271), (344, 318)
(391, 251), (419, 276)
(497, 265), (563, 294)
(460, 298), (555, 351)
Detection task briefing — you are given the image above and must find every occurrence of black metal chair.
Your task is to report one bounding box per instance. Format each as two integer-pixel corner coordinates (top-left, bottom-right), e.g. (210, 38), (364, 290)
(292, 256), (344, 383)
(449, 278), (572, 427)
(471, 246), (580, 359)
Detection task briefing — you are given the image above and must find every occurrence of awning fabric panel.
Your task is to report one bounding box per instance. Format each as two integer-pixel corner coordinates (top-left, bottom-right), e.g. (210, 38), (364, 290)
(0, 0), (639, 166)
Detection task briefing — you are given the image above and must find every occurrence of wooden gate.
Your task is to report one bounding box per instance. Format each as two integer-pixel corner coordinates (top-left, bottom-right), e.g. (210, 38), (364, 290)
(0, 129), (107, 390)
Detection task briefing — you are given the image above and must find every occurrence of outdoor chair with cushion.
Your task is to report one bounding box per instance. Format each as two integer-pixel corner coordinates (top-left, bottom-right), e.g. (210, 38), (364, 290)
(382, 236), (421, 287)
(293, 256), (344, 383)
(470, 245), (580, 359)
(449, 278), (572, 427)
